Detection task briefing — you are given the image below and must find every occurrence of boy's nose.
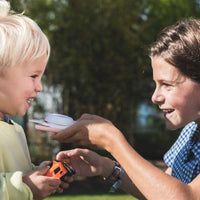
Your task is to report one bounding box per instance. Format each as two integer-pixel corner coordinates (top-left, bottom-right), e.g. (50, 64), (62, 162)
(36, 81), (43, 92)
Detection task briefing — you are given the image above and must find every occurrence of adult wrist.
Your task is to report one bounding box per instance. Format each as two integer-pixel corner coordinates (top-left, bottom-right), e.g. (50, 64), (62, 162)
(104, 127), (123, 153)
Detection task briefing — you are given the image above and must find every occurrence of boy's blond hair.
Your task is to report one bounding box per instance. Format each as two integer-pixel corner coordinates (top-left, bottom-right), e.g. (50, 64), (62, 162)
(0, 0), (50, 73)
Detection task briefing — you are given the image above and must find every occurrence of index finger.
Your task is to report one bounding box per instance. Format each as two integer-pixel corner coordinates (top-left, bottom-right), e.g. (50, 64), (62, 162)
(35, 125), (60, 133)
(50, 123), (78, 141)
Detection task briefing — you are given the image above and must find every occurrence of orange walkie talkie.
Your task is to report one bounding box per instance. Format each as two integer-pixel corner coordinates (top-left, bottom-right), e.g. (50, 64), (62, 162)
(45, 160), (75, 180)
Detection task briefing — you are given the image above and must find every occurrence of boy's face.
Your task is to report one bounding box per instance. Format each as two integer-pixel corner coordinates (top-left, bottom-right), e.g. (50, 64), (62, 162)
(151, 56), (200, 130)
(0, 54), (47, 119)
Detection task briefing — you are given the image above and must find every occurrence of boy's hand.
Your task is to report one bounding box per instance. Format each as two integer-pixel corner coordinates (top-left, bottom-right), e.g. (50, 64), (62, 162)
(23, 166), (61, 200)
(57, 176), (74, 193)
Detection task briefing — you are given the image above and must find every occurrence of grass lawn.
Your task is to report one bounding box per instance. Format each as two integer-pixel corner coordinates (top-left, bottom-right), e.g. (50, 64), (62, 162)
(45, 194), (137, 200)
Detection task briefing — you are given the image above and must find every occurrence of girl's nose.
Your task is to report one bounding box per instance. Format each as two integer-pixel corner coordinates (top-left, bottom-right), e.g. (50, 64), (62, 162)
(151, 89), (164, 104)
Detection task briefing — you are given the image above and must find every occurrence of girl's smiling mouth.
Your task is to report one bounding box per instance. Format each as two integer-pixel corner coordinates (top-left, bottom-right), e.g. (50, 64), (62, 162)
(162, 109), (174, 118)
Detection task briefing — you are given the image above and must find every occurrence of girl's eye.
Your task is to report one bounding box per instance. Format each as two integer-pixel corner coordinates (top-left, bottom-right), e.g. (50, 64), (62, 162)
(163, 83), (171, 87)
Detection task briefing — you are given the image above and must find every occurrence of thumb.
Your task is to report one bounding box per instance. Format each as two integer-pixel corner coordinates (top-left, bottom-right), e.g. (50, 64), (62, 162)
(56, 151), (69, 160)
(36, 165), (50, 176)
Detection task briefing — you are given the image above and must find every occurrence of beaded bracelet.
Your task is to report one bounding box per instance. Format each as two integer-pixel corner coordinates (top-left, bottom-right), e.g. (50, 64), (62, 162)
(104, 161), (124, 192)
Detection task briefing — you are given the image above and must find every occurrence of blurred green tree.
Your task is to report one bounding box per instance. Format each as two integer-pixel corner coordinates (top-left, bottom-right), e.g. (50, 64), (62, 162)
(9, 0), (200, 154)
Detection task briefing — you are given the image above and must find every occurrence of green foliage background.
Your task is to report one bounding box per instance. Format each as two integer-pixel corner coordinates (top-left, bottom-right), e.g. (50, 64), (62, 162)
(9, 0), (200, 157)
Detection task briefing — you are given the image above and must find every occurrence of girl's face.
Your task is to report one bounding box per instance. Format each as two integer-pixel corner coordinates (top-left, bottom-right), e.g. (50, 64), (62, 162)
(0, 54), (47, 120)
(151, 56), (200, 130)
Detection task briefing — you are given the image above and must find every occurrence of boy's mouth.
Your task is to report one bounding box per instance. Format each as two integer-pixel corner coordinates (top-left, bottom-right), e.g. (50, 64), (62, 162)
(26, 98), (34, 104)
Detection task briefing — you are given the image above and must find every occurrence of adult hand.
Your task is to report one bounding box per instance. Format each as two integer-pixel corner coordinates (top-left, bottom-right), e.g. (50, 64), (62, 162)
(50, 114), (123, 151)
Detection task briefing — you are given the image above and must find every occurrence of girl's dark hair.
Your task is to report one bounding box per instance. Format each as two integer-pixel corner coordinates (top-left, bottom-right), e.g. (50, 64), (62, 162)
(150, 18), (200, 83)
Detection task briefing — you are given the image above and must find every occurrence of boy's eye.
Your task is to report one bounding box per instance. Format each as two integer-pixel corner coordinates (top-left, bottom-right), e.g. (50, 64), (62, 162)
(31, 75), (38, 78)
